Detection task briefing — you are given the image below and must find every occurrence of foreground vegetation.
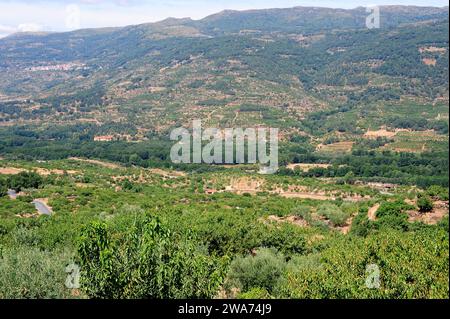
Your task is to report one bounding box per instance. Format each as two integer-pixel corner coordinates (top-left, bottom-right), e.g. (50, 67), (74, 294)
(0, 5), (448, 300)
(0, 159), (448, 299)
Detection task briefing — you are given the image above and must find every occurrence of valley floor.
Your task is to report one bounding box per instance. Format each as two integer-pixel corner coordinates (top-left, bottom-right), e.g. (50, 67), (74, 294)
(0, 158), (448, 299)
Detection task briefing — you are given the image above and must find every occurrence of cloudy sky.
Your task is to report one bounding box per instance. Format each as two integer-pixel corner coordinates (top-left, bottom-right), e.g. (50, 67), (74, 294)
(0, 0), (448, 38)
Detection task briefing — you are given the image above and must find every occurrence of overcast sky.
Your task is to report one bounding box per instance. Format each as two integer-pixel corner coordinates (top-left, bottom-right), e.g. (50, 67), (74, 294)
(0, 0), (448, 38)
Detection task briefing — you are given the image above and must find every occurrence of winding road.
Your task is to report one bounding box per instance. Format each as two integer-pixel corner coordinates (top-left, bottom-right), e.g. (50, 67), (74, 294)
(7, 189), (17, 199)
(7, 190), (52, 216)
(32, 200), (52, 216)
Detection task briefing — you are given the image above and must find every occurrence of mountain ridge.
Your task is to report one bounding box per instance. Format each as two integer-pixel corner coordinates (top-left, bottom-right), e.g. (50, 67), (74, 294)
(2, 5), (448, 40)
(0, 5), (448, 141)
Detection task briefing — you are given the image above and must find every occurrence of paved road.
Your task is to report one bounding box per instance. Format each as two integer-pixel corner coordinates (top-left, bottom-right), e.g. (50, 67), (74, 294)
(7, 190), (52, 216)
(7, 189), (17, 199)
(32, 200), (52, 216)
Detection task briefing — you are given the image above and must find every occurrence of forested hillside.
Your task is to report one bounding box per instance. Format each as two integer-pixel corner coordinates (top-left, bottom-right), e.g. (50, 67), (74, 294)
(0, 6), (448, 299)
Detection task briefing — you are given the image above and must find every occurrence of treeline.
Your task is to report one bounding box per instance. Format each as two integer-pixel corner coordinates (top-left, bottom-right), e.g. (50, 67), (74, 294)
(1, 122), (448, 187)
(280, 149), (449, 188)
(55, 206), (450, 299)
(386, 116), (449, 134)
(0, 84), (106, 122)
(2, 123), (138, 143)
(2, 171), (44, 192)
(39, 83), (106, 112)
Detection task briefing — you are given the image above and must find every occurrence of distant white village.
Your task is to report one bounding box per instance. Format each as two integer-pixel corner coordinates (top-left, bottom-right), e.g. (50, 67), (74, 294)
(27, 62), (87, 72)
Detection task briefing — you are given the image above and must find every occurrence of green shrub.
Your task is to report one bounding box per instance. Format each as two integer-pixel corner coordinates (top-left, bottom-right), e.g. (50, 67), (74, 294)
(0, 178), (8, 197)
(77, 213), (228, 299)
(225, 248), (286, 294)
(350, 207), (373, 237)
(417, 196), (434, 212)
(293, 206), (312, 223)
(438, 216), (449, 232)
(262, 225), (307, 255)
(7, 171), (44, 191)
(238, 287), (272, 299)
(316, 203), (349, 226)
(0, 246), (76, 299)
(426, 185), (449, 201)
(275, 229), (449, 299)
(0, 197), (36, 218)
(374, 201), (410, 231)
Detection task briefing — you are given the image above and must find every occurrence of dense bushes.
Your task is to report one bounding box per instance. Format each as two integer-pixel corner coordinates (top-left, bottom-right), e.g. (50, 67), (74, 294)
(417, 195), (434, 212)
(225, 227), (449, 299)
(225, 248), (286, 295)
(261, 225), (308, 255)
(425, 185), (449, 201)
(0, 179), (7, 197)
(0, 246), (74, 299)
(374, 201), (411, 231)
(387, 116), (449, 134)
(279, 149), (449, 188)
(0, 157), (448, 300)
(6, 171), (43, 191)
(350, 201), (417, 237)
(316, 203), (350, 227)
(77, 213), (229, 299)
(275, 229), (449, 299)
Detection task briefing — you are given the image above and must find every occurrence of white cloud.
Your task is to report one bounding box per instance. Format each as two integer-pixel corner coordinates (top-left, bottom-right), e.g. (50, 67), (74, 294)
(0, 24), (16, 32)
(0, 0), (448, 38)
(17, 23), (43, 32)
(0, 24), (16, 37)
(0, 22), (44, 38)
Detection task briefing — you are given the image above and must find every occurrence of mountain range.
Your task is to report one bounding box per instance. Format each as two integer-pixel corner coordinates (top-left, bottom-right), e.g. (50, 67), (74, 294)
(0, 5), (448, 140)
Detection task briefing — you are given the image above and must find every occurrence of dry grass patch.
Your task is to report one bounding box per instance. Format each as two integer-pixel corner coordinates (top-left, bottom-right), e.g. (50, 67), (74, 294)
(34, 168), (79, 176)
(68, 157), (122, 169)
(407, 201), (449, 225)
(0, 167), (25, 175)
(286, 163), (331, 171)
(1, 166), (78, 176)
(263, 215), (309, 228)
(419, 46), (447, 54)
(368, 203), (380, 221)
(317, 141), (353, 153)
(148, 168), (186, 178)
(226, 177), (265, 194)
(279, 192), (334, 200)
(422, 58), (437, 66)
(364, 129), (396, 138)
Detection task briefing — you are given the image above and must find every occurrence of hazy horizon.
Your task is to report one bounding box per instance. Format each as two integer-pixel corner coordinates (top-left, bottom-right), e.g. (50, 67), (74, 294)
(0, 0), (448, 38)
